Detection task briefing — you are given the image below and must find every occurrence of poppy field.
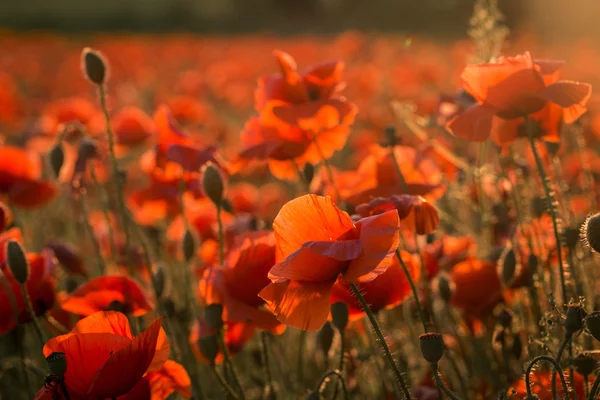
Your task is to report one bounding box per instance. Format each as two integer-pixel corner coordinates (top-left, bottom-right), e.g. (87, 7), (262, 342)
(3, 2), (600, 399)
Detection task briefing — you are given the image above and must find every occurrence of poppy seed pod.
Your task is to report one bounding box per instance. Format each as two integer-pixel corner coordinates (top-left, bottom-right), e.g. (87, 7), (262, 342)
(198, 335), (219, 364)
(585, 311), (600, 342)
(564, 305), (586, 334)
(498, 246), (517, 286)
(49, 142), (65, 179)
(182, 229), (196, 262)
(202, 163), (224, 207)
(331, 302), (349, 331)
(317, 321), (335, 356)
(6, 240), (29, 284)
(583, 213), (600, 253)
(419, 333), (445, 364)
(204, 303), (224, 331)
(303, 163), (315, 186)
(573, 353), (597, 376)
(81, 48), (107, 85)
(434, 272), (454, 303)
(46, 352), (67, 377)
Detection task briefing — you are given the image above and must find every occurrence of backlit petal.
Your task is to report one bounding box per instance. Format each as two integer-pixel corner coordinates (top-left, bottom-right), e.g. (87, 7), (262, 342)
(446, 104), (495, 142)
(71, 310), (134, 338)
(538, 81), (592, 123)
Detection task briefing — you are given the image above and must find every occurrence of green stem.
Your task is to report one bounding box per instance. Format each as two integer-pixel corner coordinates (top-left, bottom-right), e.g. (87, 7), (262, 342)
(217, 205), (224, 266)
(297, 330), (306, 385)
(21, 284), (45, 344)
(261, 331), (276, 399)
(332, 329), (345, 399)
(317, 370), (350, 400)
(291, 159), (310, 193)
(60, 380), (71, 400)
(211, 364), (241, 400)
(217, 329), (246, 400)
(431, 363), (460, 400)
(313, 137), (341, 202)
(413, 234), (439, 332)
(525, 355), (571, 400)
(526, 120), (567, 304)
(589, 373), (600, 400)
(349, 283), (411, 399)
(551, 334), (572, 399)
(585, 374), (590, 400)
(98, 84), (134, 276)
(396, 249), (428, 332)
(77, 191), (105, 275)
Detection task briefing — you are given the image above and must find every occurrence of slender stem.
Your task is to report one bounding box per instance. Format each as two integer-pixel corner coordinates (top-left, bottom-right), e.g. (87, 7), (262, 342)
(211, 364), (241, 400)
(431, 363), (461, 400)
(77, 191), (105, 275)
(297, 330), (306, 385)
(414, 234), (440, 333)
(589, 372), (600, 400)
(316, 370), (350, 400)
(349, 283), (411, 399)
(60, 380), (71, 400)
(90, 165), (117, 260)
(396, 249), (428, 332)
(332, 329), (345, 399)
(261, 331), (276, 398)
(21, 284), (45, 344)
(217, 329), (246, 400)
(388, 146), (409, 193)
(551, 334), (572, 399)
(97, 84), (134, 276)
(526, 120), (567, 304)
(585, 374), (590, 399)
(525, 355), (571, 400)
(217, 205), (224, 266)
(291, 159), (310, 193)
(313, 137), (341, 202)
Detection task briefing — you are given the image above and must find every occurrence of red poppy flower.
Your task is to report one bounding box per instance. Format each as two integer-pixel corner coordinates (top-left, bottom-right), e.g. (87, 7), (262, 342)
(446, 52), (592, 144)
(38, 97), (98, 136)
(330, 250), (420, 319)
(508, 370), (587, 399)
(259, 194), (400, 331)
(200, 231), (282, 331)
(60, 276), (154, 317)
(0, 244), (57, 334)
(450, 258), (503, 318)
(112, 106), (155, 147)
(123, 360), (192, 400)
(356, 195), (440, 235)
(37, 311), (170, 400)
(190, 320), (256, 364)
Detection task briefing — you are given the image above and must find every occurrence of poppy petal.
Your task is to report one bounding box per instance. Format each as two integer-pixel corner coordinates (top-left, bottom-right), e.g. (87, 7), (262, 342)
(490, 116), (523, 147)
(534, 59), (564, 85)
(88, 318), (162, 398)
(8, 180), (56, 209)
(446, 104), (495, 142)
(148, 326), (171, 372)
(538, 81), (592, 123)
(148, 360), (192, 400)
(259, 279), (333, 331)
(70, 310), (134, 338)
(345, 210), (400, 283)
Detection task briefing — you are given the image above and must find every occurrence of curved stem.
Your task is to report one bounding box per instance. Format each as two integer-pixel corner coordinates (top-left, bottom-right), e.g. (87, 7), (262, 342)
(217, 329), (246, 400)
(349, 283), (411, 399)
(526, 121), (567, 304)
(316, 370), (350, 400)
(261, 331), (276, 398)
(431, 363), (460, 400)
(551, 333), (572, 398)
(21, 284), (45, 344)
(211, 364), (241, 400)
(589, 372), (600, 400)
(396, 249), (428, 332)
(525, 355), (571, 400)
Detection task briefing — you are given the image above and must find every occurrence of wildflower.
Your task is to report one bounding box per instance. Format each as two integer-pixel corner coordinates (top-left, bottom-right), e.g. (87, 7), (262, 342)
(507, 370), (588, 399)
(112, 106), (155, 147)
(450, 257), (503, 319)
(259, 194), (399, 331)
(447, 52), (591, 144)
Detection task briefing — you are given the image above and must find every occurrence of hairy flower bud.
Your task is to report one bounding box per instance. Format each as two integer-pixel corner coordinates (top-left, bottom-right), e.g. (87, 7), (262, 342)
(318, 321), (335, 356)
(331, 302), (349, 332)
(573, 352), (597, 376)
(81, 47), (108, 85)
(434, 272), (454, 303)
(49, 142), (65, 179)
(585, 311), (600, 342)
(182, 229), (196, 262)
(202, 163), (224, 207)
(564, 305), (586, 334)
(198, 335), (219, 364)
(583, 213), (600, 253)
(6, 240), (29, 284)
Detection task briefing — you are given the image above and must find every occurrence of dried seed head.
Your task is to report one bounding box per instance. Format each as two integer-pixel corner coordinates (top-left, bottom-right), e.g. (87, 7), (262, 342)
(303, 163), (315, 186)
(564, 305), (586, 334)
(182, 229), (196, 262)
(573, 352), (597, 376)
(198, 335), (219, 364)
(202, 163), (224, 207)
(331, 302), (349, 332)
(6, 240), (29, 284)
(81, 47), (108, 85)
(498, 246), (518, 286)
(49, 142), (65, 179)
(419, 332), (445, 364)
(204, 303), (224, 331)
(585, 311), (600, 342)
(433, 272), (454, 303)
(46, 352), (67, 376)
(317, 321), (335, 356)
(582, 213), (600, 253)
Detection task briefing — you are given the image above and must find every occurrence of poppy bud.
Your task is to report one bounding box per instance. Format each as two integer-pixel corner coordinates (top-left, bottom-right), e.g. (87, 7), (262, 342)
(46, 352), (67, 377)
(573, 352), (597, 376)
(220, 198), (234, 214)
(317, 321), (335, 357)
(564, 305), (586, 334)
(153, 264), (166, 298)
(331, 302), (349, 331)
(303, 163), (315, 186)
(182, 229), (196, 262)
(48, 142), (65, 179)
(384, 125), (398, 147)
(198, 335), (219, 364)
(6, 240), (29, 284)
(419, 332), (445, 364)
(563, 226), (581, 250)
(434, 272), (454, 303)
(496, 308), (514, 329)
(202, 163), (224, 207)
(205, 303), (224, 331)
(81, 47), (108, 85)
(498, 246), (518, 286)
(583, 213), (600, 253)
(585, 311), (600, 342)
(527, 254), (538, 274)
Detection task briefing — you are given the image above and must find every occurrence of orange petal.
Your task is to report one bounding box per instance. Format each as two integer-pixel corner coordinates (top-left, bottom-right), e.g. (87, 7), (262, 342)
(70, 310), (134, 337)
(88, 318), (162, 398)
(8, 180), (56, 208)
(148, 360), (192, 400)
(273, 194), (355, 261)
(259, 279), (333, 331)
(538, 81), (592, 123)
(534, 59), (565, 85)
(345, 210), (400, 283)
(490, 116), (523, 147)
(446, 104), (495, 142)
(148, 326), (171, 372)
